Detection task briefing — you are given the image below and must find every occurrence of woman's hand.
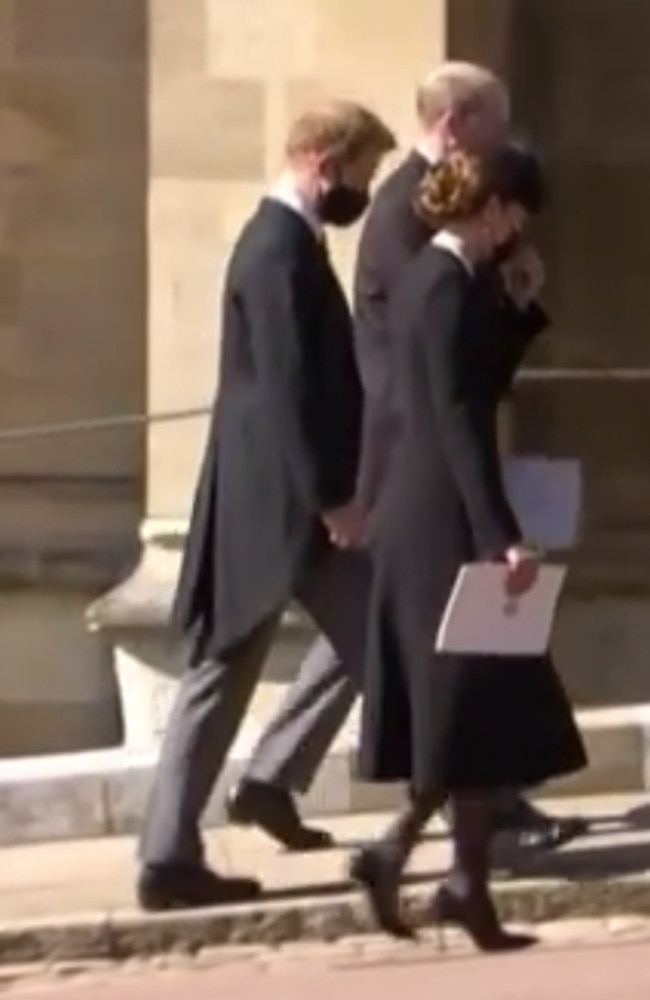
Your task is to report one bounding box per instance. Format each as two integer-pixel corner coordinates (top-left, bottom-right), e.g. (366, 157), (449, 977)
(501, 245), (545, 310)
(504, 544), (541, 596)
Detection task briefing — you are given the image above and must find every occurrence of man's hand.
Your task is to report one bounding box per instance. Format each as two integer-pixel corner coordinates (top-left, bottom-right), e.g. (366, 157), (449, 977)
(501, 244), (545, 309)
(322, 502), (366, 549)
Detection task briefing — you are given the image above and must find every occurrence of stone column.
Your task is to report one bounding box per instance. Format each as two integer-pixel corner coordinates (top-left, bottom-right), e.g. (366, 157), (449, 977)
(509, 0), (650, 707)
(0, 0), (147, 756)
(448, 0), (518, 456)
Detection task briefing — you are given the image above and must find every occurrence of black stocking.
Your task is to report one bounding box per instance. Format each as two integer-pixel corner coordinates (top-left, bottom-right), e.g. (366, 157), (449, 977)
(380, 785), (445, 870)
(448, 792), (494, 896)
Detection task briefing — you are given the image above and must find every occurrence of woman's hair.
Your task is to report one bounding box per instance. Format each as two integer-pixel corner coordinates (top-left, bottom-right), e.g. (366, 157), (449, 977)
(415, 144), (545, 227)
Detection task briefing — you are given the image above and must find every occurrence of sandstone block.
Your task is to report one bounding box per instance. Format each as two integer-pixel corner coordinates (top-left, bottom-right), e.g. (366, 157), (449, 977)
(151, 77), (265, 181)
(512, 0), (650, 162)
(14, 0), (145, 65)
(514, 379), (650, 548)
(530, 166), (650, 369)
(0, 253), (22, 323)
(0, 0), (13, 64)
(0, 68), (145, 159)
(447, 0), (515, 76)
(7, 154), (145, 248)
(0, 244), (144, 478)
(554, 599), (650, 707)
(313, 0), (446, 127)
(207, 0), (318, 79)
(149, 0), (207, 78)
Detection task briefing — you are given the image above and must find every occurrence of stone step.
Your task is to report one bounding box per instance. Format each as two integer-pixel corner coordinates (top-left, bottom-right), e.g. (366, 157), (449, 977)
(0, 702), (649, 847)
(3, 793), (650, 964)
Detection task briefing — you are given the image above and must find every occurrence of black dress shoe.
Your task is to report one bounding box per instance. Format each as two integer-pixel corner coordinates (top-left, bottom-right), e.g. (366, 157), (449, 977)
(493, 795), (547, 832)
(227, 779), (335, 852)
(515, 816), (589, 852)
(494, 799), (589, 851)
(137, 863), (262, 912)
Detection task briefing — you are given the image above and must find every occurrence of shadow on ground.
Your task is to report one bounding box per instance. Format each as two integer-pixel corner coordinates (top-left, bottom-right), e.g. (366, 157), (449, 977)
(256, 804), (650, 904)
(493, 803), (650, 881)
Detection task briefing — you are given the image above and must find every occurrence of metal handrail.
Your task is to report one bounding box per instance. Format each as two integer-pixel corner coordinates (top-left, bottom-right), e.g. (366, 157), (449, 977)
(0, 405), (210, 443)
(0, 367), (648, 444)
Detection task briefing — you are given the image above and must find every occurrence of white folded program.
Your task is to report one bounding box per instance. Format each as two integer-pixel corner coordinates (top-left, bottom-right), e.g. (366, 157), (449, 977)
(436, 563), (567, 657)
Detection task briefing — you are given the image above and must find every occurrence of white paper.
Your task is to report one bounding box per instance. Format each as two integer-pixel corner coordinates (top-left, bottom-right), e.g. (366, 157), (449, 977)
(502, 456), (582, 551)
(435, 563), (567, 656)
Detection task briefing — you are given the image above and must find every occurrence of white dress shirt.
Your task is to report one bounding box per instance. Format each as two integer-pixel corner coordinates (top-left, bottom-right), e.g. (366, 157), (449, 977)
(268, 174), (323, 240)
(432, 230), (474, 275)
(415, 142), (441, 167)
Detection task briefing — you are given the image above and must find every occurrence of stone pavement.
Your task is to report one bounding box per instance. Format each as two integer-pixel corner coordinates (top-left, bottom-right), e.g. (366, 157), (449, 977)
(3, 924), (650, 999)
(1, 794), (650, 966)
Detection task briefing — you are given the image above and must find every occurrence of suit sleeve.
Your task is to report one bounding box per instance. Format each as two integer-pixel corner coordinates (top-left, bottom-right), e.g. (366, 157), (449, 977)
(419, 275), (522, 558)
(353, 200), (422, 508)
(476, 268), (550, 397)
(353, 202), (417, 400)
(244, 251), (359, 511)
(499, 298), (549, 385)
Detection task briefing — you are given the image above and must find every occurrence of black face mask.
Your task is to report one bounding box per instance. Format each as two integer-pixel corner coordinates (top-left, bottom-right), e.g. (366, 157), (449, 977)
(318, 185), (370, 227)
(491, 234), (521, 266)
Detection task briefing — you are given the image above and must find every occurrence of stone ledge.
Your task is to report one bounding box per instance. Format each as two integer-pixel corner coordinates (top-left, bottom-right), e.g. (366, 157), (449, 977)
(3, 876), (650, 966)
(86, 517), (650, 633)
(86, 533), (313, 634)
(0, 545), (137, 590)
(1, 705), (649, 847)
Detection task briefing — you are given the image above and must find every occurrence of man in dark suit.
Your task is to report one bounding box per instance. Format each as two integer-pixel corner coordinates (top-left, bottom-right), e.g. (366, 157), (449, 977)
(231, 62), (586, 853)
(136, 100), (396, 911)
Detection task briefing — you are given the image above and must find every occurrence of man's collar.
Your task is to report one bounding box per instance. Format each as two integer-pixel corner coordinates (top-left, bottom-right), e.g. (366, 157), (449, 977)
(414, 142), (443, 167)
(268, 174), (322, 239)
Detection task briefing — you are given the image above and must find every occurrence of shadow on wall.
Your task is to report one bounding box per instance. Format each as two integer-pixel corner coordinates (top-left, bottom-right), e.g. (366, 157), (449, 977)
(0, 0), (148, 756)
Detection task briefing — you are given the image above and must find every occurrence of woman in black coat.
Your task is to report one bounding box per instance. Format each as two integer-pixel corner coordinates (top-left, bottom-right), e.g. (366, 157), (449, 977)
(351, 147), (586, 948)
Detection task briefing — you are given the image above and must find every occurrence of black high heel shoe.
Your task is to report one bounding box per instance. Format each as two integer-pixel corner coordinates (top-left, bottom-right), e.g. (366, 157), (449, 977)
(349, 846), (416, 940)
(430, 882), (538, 953)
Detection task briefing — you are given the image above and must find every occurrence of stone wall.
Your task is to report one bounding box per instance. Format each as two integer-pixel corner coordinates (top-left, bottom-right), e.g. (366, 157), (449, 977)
(508, 0), (650, 705)
(4, 0), (650, 756)
(0, 0), (147, 754)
